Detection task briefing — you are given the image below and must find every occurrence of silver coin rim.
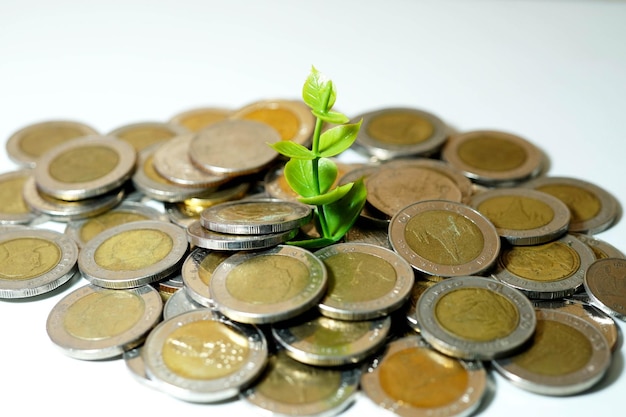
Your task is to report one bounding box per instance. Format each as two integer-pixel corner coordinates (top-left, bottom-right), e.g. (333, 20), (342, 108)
(186, 219), (298, 251)
(584, 257), (626, 321)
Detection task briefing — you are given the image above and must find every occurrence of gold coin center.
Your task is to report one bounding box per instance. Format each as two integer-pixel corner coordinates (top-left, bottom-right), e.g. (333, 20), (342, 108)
(94, 229), (173, 271)
(367, 112), (434, 145)
(0, 237), (61, 280)
(477, 195), (554, 230)
(458, 136), (527, 171)
(501, 241), (580, 282)
(49, 145), (119, 183)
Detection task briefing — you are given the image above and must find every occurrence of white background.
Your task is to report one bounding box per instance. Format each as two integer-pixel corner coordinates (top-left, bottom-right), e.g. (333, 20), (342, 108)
(1, 1), (626, 416)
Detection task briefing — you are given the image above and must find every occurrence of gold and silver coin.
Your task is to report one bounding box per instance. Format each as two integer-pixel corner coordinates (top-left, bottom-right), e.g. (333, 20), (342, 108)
(162, 287), (205, 321)
(141, 309), (268, 403)
(492, 234), (596, 299)
(33, 135), (137, 201)
(441, 130), (544, 186)
(404, 277), (442, 333)
(315, 242), (415, 320)
(469, 187), (571, 245)
(584, 257), (626, 321)
(180, 246), (231, 308)
(46, 283), (163, 360)
(361, 335), (487, 417)
(169, 106), (231, 132)
(0, 226), (79, 299)
(78, 220), (189, 289)
(5, 119), (99, 167)
(572, 233), (626, 260)
(416, 275), (537, 360)
(492, 308), (611, 396)
(209, 245), (327, 324)
(351, 107), (449, 160)
(389, 200), (501, 277)
(0, 169), (38, 225)
(107, 121), (188, 152)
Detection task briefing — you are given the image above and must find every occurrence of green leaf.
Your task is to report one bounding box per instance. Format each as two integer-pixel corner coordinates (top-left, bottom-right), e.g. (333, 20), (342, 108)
(283, 158), (338, 197)
(302, 66), (336, 113)
(324, 179), (367, 239)
(268, 141), (315, 159)
(298, 182), (353, 206)
(317, 157), (338, 194)
(318, 121), (362, 157)
(311, 109), (349, 124)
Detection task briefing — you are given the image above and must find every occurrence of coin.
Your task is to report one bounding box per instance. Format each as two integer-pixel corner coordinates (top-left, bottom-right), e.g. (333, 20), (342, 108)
(78, 220), (189, 289)
(338, 163), (390, 227)
(361, 335), (487, 417)
(141, 309), (268, 403)
(0, 226), (79, 299)
(156, 272), (184, 302)
(186, 219), (298, 251)
(343, 221), (392, 249)
(162, 287), (205, 320)
(5, 119), (99, 167)
(584, 257), (626, 321)
(492, 234), (596, 299)
(33, 135), (137, 201)
(573, 233), (626, 260)
(181, 246), (231, 307)
(107, 121), (188, 152)
(0, 169), (38, 225)
(315, 242), (415, 320)
(209, 245), (327, 324)
(389, 200), (501, 277)
(404, 278), (441, 333)
(123, 346), (159, 390)
(46, 283), (163, 360)
(417, 275), (537, 360)
(469, 187), (570, 245)
(351, 107), (449, 160)
(441, 130), (544, 186)
(492, 308), (611, 396)
(169, 107), (231, 132)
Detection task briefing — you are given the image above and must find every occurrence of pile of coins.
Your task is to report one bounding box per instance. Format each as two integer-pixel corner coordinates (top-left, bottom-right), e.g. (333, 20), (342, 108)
(1, 101), (625, 416)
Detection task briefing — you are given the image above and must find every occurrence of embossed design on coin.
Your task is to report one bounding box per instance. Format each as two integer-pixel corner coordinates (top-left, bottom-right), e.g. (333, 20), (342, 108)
(181, 246), (231, 307)
(584, 257), (626, 321)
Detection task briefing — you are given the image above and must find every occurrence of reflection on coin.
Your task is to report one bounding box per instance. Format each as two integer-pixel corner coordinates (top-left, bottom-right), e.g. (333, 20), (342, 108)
(584, 257), (626, 321)
(521, 176), (620, 234)
(181, 247), (231, 307)
(441, 130), (544, 186)
(78, 220), (189, 289)
(210, 245), (327, 324)
(470, 187), (570, 245)
(6, 119), (99, 167)
(186, 219), (298, 251)
(169, 107), (231, 132)
(0, 169), (38, 225)
(46, 284), (162, 360)
(33, 136), (137, 201)
(573, 233), (626, 260)
(142, 309), (268, 403)
(163, 288), (205, 320)
(108, 121), (188, 152)
(352, 107), (449, 160)
(0, 227), (79, 299)
(492, 234), (596, 299)
(272, 314), (391, 366)
(417, 276), (537, 360)
(241, 350), (359, 416)
(492, 308), (611, 396)
(389, 200), (501, 277)
(361, 335), (487, 417)
(315, 243), (415, 320)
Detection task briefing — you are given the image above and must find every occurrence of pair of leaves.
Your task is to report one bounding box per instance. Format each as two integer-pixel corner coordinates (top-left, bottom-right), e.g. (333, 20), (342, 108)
(302, 66), (350, 124)
(270, 121), (361, 160)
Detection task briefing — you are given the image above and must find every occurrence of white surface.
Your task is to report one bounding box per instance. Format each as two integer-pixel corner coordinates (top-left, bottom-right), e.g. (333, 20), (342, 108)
(1, 1), (626, 416)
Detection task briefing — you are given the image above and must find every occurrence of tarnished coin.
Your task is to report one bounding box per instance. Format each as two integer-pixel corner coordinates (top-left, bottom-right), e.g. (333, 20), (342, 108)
(351, 107), (449, 160)
(162, 287), (205, 321)
(188, 119), (281, 177)
(417, 276), (537, 360)
(33, 135), (137, 201)
(361, 335), (487, 417)
(584, 257), (626, 321)
(573, 233), (626, 260)
(441, 130), (544, 186)
(78, 220), (189, 289)
(241, 350), (359, 416)
(231, 98), (315, 146)
(469, 187), (570, 245)
(272, 314), (391, 366)
(181, 246), (231, 307)
(169, 106), (231, 132)
(492, 308), (611, 396)
(142, 309), (268, 403)
(200, 199), (312, 235)
(209, 245), (327, 324)
(46, 283), (163, 360)
(0, 169), (38, 225)
(492, 234), (596, 299)
(186, 219), (298, 251)
(521, 176), (620, 234)
(389, 200), (501, 277)
(6, 119), (99, 167)
(315, 243), (415, 320)
(108, 121), (188, 152)
(0, 227), (79, 299)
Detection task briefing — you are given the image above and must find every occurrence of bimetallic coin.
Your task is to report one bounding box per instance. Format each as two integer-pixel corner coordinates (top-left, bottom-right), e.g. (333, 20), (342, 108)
(163, 288), (206, 321)
(78, 220), (189, 289)
(492, 234), (596, 299)
(338, 164), (390, 227)
(343, 222), (392, 250)
(209, 245), (327, 324)
(272, 314), (391, 366)
(492, 308), (611, 396)
(389, 200), (501, 277)
(46, 284), (163, 360)
(521, 176), (620, 234)
(0, 227), (79, 299)
(6, 119), (99, 167)
(241, 350), (359, 417)
(417, 276), (537, 360)
(142, 309), (268, 403)
(169, 106), (231, 132)
(352, 107), (449, 160)
(181, 247), (231, 307)
(0, 169), (38, 225)
(33, 136), (137, 201)
(361, 336), (487, 417)
(405, 278), (441, 333)
(108, 121), (188, 152)
(124, 346), (160, 390)
(573, 233), (626, 260)
(156, 272), (183, 302)
(441, 130), (544, 186)
(315, 243), (415, 320)
(186, 219), (298, 251)
(584, 257), (626, 321)
(470, 187), (570, 245)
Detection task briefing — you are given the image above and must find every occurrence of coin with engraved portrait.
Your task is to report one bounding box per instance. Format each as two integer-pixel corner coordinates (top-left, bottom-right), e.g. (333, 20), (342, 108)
(584, 257), (626, 321)
(108, 121), (188, 152)
(169, 106), (232, 132)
